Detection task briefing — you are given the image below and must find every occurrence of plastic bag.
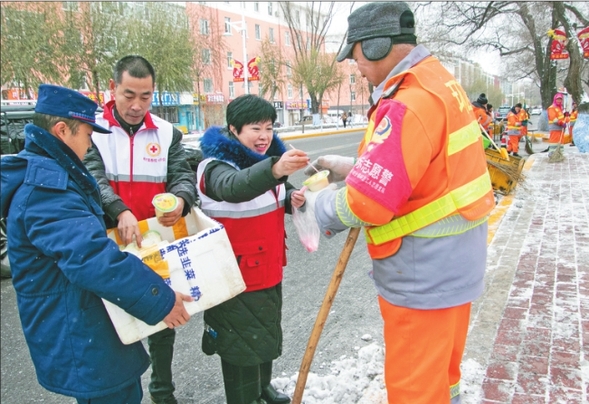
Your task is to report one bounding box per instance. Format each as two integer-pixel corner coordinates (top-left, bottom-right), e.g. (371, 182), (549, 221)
(292, 204), (320, 253)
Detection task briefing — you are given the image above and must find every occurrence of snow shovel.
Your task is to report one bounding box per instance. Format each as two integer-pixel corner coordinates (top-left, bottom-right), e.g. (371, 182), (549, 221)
(292, 227), (361, 404)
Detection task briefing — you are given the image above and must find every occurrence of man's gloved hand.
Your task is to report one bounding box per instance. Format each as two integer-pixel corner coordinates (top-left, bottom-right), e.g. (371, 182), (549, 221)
(303, 155), (355, 183)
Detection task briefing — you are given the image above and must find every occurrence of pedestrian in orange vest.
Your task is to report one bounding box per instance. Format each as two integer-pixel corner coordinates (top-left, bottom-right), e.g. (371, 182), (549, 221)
(567, 102), (578, 146)
(506, 103), (523, 156)
(544, 93), (568, 153)
(303, 2), (494, 403)
(518, 104), (529, 137)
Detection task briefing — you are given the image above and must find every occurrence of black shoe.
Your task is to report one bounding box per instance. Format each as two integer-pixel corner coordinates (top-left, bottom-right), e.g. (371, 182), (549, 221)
(151, 395), (178, 404)
(570, 142), (575, 146)
(261, 385), (291, 404)
(541, 147), (550, 153)
(512, 152), (520, 157)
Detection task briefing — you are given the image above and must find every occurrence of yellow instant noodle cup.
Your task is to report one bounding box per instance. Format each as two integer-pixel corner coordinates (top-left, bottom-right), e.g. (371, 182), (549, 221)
(303, 170), (330, 192)
(152, 193), (178, 217)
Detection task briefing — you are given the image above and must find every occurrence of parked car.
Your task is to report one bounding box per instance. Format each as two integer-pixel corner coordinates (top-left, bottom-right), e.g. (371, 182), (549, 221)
(531, 106), (542, 115)
(295, 115), (314, 125)
(1, 104), (35, 155)
(495, 105), (511, 122)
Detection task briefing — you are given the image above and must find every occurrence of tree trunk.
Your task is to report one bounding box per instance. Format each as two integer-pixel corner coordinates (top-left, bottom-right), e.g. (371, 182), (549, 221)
(554, 2), (584, 105)
(93, 69), (101, 106)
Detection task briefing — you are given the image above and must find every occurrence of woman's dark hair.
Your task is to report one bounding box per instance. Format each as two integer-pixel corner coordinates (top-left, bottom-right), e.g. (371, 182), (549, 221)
(226, 94), (277, 134)
(113, 55), (156, 85)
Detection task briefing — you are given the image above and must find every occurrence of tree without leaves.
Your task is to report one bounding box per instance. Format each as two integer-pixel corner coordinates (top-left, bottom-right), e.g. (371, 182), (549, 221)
(257, 37), (287, 100)
(58, 2), (122, 103)
(279, 2), (345, 115)
(1, 2), (62, 93)
(121, 3), (195, 116)
(419, 2), (588, 108)
(186, 3), (228, 130)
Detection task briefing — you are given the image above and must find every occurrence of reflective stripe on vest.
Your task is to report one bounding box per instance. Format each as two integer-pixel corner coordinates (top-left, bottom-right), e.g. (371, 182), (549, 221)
(450, 381), (460, 399)
(367, 172), (491, 245)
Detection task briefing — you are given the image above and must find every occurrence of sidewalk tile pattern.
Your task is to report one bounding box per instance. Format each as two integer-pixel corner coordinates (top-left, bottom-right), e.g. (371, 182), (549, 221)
(462, 152), (589, 403)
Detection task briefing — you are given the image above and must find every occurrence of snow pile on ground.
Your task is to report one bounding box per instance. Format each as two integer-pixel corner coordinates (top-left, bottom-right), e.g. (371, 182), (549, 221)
(272, 342), (387, 404)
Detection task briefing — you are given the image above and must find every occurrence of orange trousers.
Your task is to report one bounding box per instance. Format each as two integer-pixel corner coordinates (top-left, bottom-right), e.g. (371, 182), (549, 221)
(549, 129), (564, 144)
(378, 297), (471, 404)
(507, 135), (520, 153)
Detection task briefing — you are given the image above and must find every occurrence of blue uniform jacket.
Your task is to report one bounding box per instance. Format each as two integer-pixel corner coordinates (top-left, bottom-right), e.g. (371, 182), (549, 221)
(0, 124), (176, 399)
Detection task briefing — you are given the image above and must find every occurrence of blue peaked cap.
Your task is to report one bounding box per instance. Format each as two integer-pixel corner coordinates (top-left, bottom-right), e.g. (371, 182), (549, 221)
(34, 84), (111, 133)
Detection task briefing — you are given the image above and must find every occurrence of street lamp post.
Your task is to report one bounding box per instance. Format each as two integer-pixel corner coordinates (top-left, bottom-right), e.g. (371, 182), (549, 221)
(229, 16), (248, 95)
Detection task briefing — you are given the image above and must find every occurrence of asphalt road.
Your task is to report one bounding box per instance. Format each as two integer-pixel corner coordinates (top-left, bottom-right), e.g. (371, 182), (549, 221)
(1, 130), (385, 404)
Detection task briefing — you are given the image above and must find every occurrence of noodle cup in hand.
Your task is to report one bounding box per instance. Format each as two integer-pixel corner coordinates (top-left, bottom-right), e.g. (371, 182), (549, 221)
(152, 193), (178, 218)
(303, 170), (330, 192)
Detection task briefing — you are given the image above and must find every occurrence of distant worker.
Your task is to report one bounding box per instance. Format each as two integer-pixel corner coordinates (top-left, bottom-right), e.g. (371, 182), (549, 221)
(472, 93), (491, 133)
(506, 103), (523, 157)
(545, 93), (568, 153)
(341, 111), (348, 128)
(567, 101), (577, 146)
(518, 103), (529, 139)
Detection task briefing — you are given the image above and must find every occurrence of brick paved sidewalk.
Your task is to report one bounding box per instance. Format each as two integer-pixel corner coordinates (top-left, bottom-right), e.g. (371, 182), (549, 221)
(462, 150), (589, 403)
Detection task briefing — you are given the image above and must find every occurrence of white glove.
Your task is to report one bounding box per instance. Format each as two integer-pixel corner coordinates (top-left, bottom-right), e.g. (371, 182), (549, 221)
(303, 155), (355, 183)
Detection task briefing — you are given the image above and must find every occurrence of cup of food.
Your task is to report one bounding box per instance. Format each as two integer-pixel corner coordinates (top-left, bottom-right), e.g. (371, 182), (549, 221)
(303, 170), (330, 192)
(152, 193), (178, 217)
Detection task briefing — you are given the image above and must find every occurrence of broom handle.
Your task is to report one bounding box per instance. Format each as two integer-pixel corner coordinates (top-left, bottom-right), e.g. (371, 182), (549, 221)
(291, 227), (361, 404)
(479, 122), (503, 151)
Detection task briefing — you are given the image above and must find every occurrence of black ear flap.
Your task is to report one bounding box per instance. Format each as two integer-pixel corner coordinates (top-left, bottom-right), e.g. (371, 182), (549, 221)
(361, 37), (393, 61)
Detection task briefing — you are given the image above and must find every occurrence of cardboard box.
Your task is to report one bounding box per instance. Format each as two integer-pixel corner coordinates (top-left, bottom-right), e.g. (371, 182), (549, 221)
(103, 207), (245, 345)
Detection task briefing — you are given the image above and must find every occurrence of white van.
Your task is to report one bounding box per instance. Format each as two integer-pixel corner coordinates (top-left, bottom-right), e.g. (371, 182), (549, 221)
(325, 109), (345, 123)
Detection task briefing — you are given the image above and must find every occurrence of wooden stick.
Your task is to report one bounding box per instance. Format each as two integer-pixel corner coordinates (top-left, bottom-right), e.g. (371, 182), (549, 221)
(479, 122), (509, 161)
(291, 227), (361, 404)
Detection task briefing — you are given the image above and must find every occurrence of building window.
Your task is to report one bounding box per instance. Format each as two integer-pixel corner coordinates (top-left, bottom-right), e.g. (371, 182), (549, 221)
(200, 19), (209, 35)
(254, 2), (259, 12)
(268, 2), (273, 15)
(350, 74), (356, 84)
(202, 49), (211, 65)
(227, 52), (233, 68)
(255, 24), (261, 40)
(269, 27), (274, 43)
(204, 78), (213, 93)
(225, 17), (231, 34)
(286, 64), (292, 77)
(285, 31), (290, 46)
(295, 10), (300, 23)
(287, 84), (293, 99)
(229, 81), (235, 98)
(351, 92), (356, 102)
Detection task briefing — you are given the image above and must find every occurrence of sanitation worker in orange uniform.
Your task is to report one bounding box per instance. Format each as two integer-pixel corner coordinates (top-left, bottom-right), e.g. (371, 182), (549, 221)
(506, 103), (523, 156)
(566, 102), (578, 145)
(303, 2), (494, 403)
(546, 93), (568, 153)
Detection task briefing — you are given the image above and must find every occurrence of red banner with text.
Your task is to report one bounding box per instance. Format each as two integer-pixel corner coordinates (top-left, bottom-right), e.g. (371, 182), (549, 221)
(548, 29), (569, 60)
(578, 27), (589, 59)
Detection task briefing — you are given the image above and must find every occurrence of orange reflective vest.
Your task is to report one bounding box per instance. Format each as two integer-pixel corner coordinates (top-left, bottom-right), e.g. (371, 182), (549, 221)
(506, 111), (522, 136)
(570, 109), (578, 125)
(472, 105), (491, 131)
(342, 56), (494, 259)
(547, 104), (566, 131)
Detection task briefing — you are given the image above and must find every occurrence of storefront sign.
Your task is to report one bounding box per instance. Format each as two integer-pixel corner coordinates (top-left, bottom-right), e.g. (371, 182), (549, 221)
(285, 101), (307, 110)
(206, 94), (225, 104)
(152, 91), (180, 106)
(79, 90), (107, 107)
